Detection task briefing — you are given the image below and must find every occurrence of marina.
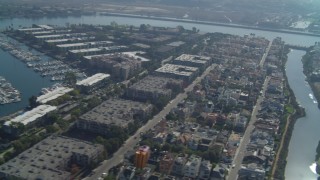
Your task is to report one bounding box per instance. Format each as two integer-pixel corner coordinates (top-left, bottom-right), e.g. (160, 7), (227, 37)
(0, 76), (21, 105)
(0, 36), (40, 62)
(0, 34), (86, 82)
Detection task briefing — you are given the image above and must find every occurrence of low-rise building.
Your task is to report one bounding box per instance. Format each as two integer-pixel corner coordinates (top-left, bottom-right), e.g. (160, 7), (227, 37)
(126, 75), (183, 102)
(173, 54), (212, 70)
(76, 73), (110, 93)
(3, 105), (57, 135)
(159, 153), (175, 175)
(0, 135), (104, 180)
(57, 41), (113, 50)
(183, 155), (202, 178)
(198, 160), (212, 180)
(171, 154), (188, 177)
(36, 86), (74, 104)
(238, 163), (265, 180)
(77, 98), (153, 134)
(155, 64), (199, 82)
(84, 53), (142, 80)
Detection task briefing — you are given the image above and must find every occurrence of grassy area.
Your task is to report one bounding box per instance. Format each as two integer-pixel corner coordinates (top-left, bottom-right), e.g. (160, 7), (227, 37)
(285, 104), (294, 114)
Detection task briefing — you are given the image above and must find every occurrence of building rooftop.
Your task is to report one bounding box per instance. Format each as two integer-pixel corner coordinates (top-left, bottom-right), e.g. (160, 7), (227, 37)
(4, 105), (57, 126)
(80, 98), (152, 127)
(37, 25), (54, 30)
(76, 73), (110, 87)
(83, 51), (148, 61)
(69, 46), (126, 54)
(0, 135), (103, 180)
(155, 64), (198, 77)
(174, 54), (211, 64)
(35, 33), (87, 39)
(129, 75), (182, 95)
(18, 27), (43, 32)
(56, 41), (113, 48)
(138, 145), (150, 153)
(36, 87), (74, 104)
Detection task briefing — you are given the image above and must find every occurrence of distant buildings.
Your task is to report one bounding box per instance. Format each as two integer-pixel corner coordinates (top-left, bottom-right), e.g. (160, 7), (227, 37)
(238, 163), (265, 180)
(3, 105), (57, 135)
(85, 53), (142, 80)
(173, 54), (212, 71)
(76, 73), (110, 93)
(183, 155), (202, 178)
(77, 98), (153, 134)
(126, 75), (183, 102)
(57, 41), (113, 51)
(135, 145), (151, 169)
(159, 153), (175, 175)
(0, 135), (104, 180)
(36, 86), (73, 104)
(155, 64), (199, 82)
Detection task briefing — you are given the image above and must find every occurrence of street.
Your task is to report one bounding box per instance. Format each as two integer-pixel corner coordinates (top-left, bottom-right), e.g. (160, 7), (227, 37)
(84, 64), (216, 180)
(227, 76), (271, 180)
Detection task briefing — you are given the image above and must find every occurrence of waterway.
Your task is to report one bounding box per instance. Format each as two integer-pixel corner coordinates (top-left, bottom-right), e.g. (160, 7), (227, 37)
(0, 15), (320, 179)
(285, 50), (320, 180)
(0, 47), (52, 117)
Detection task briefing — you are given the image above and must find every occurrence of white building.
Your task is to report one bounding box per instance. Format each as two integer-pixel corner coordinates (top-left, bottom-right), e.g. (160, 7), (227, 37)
(37, 87), (74, 104)
(183, 155), (202, 178)
(76, 73), (110, 93)
(4, 105), (57, 134)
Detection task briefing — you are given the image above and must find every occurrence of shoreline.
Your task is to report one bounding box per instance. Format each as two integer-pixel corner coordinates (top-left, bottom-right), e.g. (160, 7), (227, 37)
(100, 12), (320, 38)
(271, 47), (306, 180)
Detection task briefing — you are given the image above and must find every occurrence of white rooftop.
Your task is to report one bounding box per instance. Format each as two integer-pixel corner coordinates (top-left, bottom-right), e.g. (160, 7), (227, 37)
(4, 105), (57, 126)
(175, 54), (211, 64)
(37, 25), (54, 30)
(35, 33), (87, 39)
(69, 45), (125, 54)
(83, 50), (147, 61)
(31, 30), (54, 35)
(18, 28), (43, 32)
(57, 41), (113, 48)
(76, 73), (110, 87)
(156, 64), (198, 77)
(37, 87), (74, 104)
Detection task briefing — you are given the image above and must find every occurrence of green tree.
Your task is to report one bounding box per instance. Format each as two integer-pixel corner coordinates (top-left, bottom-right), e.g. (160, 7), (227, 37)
(29, 95), (38, 108)
(64, 72), (77, 87)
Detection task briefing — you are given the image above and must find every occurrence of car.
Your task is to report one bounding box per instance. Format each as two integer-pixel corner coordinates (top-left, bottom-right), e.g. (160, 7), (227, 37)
(232, 164), (236, 168)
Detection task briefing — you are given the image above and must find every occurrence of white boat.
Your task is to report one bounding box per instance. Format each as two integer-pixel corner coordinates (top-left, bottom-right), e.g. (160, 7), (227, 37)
(309, 93), (314, 99)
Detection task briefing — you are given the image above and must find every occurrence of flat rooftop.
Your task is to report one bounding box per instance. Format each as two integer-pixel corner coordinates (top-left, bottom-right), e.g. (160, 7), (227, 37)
(80, 98), (152, 127)
(45, 36), (95, 43)
(4, 105), (57, 126)
(69, 46), (126, 54)
(35, 33), (87, 39)
(155, 64), (198, 77)
(0, 135), (103, 180)
(129, 75), (182, 94)
(18, 27), (43, 32)
(76, 73), (110, 87)
(83, 51), (149, 62)
(175, 54), (211, 64)
(37, 87), (74, 104)
(57, 41), (113, 48)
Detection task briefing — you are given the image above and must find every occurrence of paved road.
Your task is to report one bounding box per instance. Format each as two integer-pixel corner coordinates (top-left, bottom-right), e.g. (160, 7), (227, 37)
(227, 76), (271, 180)
(259, 40), (273, 68)
(84, 64), (216, 180)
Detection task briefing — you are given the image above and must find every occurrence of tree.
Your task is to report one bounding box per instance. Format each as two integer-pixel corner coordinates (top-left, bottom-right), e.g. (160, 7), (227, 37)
(64, 72), (77, 87)
(139, 24), (147, 32)
(29, 95), (38, 108)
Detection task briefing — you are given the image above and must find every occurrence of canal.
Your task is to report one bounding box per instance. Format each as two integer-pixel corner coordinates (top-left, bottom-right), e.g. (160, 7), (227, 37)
(285, 50), (320, 180)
